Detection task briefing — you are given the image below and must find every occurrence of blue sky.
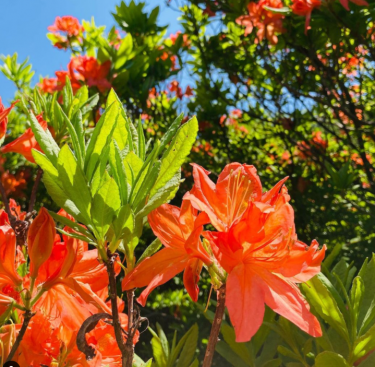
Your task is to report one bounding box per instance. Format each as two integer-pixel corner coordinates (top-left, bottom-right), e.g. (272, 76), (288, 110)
(0, 0), (181, 102)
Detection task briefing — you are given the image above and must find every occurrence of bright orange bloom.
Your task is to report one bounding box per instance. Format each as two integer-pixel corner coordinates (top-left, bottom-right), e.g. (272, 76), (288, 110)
(28, 207), (56, 279)
(0, 313), (61, 366)
(236, 0), (285, 44)
(1, 114), (47, 163)
(185, 163), (325, 342)
(65, 314), (139, 367)
(291, 0), (321, 33)
(0, 210), (22, 287)
(69, 56), (112, 92)
(122, 201), (211, 306)
(48, 16), (84, 37)
(184, 163), (262, 232)
(0, 98), (18, 140)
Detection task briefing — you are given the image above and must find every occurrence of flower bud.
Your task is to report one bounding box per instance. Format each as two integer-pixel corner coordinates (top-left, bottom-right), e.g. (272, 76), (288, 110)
(28, 207), (56, 279)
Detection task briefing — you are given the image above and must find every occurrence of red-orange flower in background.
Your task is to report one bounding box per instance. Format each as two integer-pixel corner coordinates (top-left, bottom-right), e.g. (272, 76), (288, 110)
(184, 163), (325, 342)
(122, 201), (211, 306)
(236, 0), (285, 44)
(339, 0), (368, 10)
(291, 0), (321, 33)
(70, 56), (112, 92)
(28, 207), (56, 279)
(0, 98), (18, 141)
(1, 113), (47, 163)
(48, 16), (84, 37)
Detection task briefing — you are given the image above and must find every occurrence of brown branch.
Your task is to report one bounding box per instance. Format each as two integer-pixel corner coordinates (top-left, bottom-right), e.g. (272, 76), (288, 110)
(6, 310), (35, 362)
(0, 178), (14, 223)
(105, 250), (128, 367)
(202, 284), (226, 367)
(28, 168), (43, 213)
(124, 290), (136, 367)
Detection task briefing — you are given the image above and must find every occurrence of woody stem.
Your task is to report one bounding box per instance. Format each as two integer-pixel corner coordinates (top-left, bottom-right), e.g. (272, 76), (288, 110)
(6, 310), (34, 362)
(202, 284), (227, 367)
(105, 250), (128, 367)
(123, 290), (136, 367)
(28, 168), (43, 213)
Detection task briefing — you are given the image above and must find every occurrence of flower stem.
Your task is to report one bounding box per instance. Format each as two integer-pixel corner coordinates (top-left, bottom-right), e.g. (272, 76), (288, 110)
(124, 290), (135, 367)
(202, 284), (226, 367)
(105, 250), (128, 367)
(6, 310), (34, 362)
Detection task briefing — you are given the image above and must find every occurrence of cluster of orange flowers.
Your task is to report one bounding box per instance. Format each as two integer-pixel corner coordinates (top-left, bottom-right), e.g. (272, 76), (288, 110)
(0, 205), (138, 365)
(48, 16), (84, 50)
(236, 0), (368, 42)
(122, 163), (326, 342)
(39, 56), (111, 94)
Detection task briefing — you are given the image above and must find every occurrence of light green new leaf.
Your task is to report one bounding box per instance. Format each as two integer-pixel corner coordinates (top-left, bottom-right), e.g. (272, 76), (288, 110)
(106, 89), (128, 150)
(23, 100), (60, 166)
(42, 171), (85, 223)
(315, 352), (349, 367)
(351, 276), (365, 332)
(57, 228), (94, 244)
(159, 113), (184, 152)
(57, 145), (92, 225)
(109, 141), (128, 204)
(124, 151), (144, 188)
(114, 33), (133, 69)
(169, 324), (198, 367)
(85, 102), (119, 181)
(91, 178), (121, 240)
(137, 120), (146, 161)
(32, 150), (58, 180)
(358, 256), (375, 332)
(151, 334), (168, 367)
(136, 170), (181, 219)
(352, 322), (375, 363)
(151, 116), (198, 196)
(301, 275), (349, 344)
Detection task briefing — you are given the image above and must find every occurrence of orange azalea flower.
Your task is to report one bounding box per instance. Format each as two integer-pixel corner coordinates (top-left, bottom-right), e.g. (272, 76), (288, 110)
(0, 98), (18, 140)
(291, 0), (321, 33)
(184, 163), (262, 232)
(236, 0), (285, 44)
(64, 314), (139, 367)
(48, 15), (84, 37)
(28, 207), (56, 279)
(122, 201), (211, 306)
(70, 56), (111, 92)
(185, 164), (325, 342)
(1, 113), (47, 163)
(0, 313), (61, 366)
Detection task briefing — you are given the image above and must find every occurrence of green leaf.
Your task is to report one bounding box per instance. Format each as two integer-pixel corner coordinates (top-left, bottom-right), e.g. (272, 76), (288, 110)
(115, 33), (133, 69)
(151, 333), (168, 367)
(109, 141), (128, 204)
(42, 171), (84, 223)
(301, 275), (349, 344)
(91, 178), (121, 240)
(57, 145), (92, 225)
(215, 341), (250, 367)
(159, 113), (184, 152)
(156, 323), (170, 361)
(175, 324), (198, 367)
(358, 256), (375, 332)
(124, 151), (144, 189)
(85, 102), (119, 181)
(23, 99), (60, 166)
(315, 352), (349, 367)
(32, 150), (58, 180)
(352, 322), (375, 363)
(351, 276), (365, 332)
(137, 238), (162, 264)
(106, 89), (129, 150)
(133, 161), (161, 212)
(137, 121), (146, 161)
(151, 116), (198, 196)
(57, 227), (94, 244)
(263, 6), (291, 13)
(48, 211), (95, 241)
(136, 170), (181, 219)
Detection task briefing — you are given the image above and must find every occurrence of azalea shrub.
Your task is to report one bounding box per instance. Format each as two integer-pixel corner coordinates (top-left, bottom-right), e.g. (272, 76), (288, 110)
(0, 0), (375, 366)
